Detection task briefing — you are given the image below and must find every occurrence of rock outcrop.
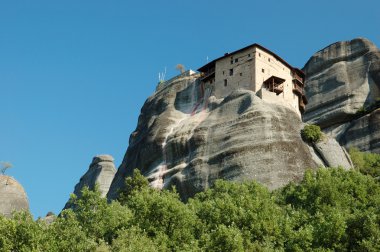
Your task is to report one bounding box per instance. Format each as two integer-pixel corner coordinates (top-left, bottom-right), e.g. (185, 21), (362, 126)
(0, 175), (29, 217)
(107, 75), (352, 201)
(313, 137), (353, 169)
(303, 38), (380, 153)
(64, 155), (116, 209)
(329, 108), (380, 153)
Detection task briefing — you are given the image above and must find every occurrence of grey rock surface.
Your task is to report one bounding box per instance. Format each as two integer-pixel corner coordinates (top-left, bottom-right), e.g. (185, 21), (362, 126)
(313, 137), (353, 169)
(325, 108), (380, 153)
(303, 38), (380, 153)
(40, 212), (57, 225)
(0, 175), (29, 217)
(64, 155), (116, 209)
(107, 76), (352, 201)
(303, 38), (380, 129)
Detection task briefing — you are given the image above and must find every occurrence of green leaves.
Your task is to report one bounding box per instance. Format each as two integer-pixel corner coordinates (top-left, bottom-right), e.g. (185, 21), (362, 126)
(301, 124), (323, 143)
(1, 168), (380, 251)
(349, 147), (380, 178)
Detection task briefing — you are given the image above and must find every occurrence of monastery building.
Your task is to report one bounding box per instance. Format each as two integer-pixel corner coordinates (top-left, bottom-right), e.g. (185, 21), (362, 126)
(197, 43), (307, 117)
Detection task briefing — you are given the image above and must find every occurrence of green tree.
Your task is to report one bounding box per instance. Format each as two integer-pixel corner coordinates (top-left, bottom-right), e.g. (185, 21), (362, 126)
(125, 186), (199, 251)
(117, 169), (149, 204)
(0, 211), (48, 252)
(111, 227), (159, 252)
(278, 168), (380, 251)
(190, 180), (286, 250)
(45, 209), (97, 252)
(68, 185), (132, 244)
(349, 147), (380, 178)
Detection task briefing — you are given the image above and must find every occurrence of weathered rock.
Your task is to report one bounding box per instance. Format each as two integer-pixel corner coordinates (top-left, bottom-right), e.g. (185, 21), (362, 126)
(325, 108), (380, 153)
(313, 137), (353, 169)
(107, 75), (352, 201)
(303, 38), (380, 153)
(0, 175), (29, 217)
(40, 212), (57, 225)
(303, 38), (380, 128)
(64, 155), (116, 209)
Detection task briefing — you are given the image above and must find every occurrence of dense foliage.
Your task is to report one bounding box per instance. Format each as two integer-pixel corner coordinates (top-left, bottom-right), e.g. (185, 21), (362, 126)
(1, 168), (379, 251)
(301, 124), (323, 143)
(349, 147), (380, 178)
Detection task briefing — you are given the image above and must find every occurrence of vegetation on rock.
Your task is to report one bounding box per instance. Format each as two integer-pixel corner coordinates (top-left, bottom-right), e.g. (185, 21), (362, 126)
(1, 168), (380, 251)
(349, 147), (380, 178)
(0, 161), (12, 175)
(301, 124), (323, 143)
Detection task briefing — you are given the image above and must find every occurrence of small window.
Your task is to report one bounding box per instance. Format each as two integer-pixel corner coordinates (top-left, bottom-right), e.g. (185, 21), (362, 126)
(248, 54), (251, 57)
(229, 69), (233, 76)
(259, 53), (261, 57)
(262, 69), (265, 73)
(240, 73), (242, 76)
(223, 71), (225, 75)
(235, 58), (238, 63)
(224, 79), (227, 87)
(230, 60), (233, 64)
(268, 58), (271, 62)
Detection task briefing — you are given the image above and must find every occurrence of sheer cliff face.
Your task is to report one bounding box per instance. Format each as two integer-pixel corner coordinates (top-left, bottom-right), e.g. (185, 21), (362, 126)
(107, 75), (348, 200)
(303, 38), (380, 153)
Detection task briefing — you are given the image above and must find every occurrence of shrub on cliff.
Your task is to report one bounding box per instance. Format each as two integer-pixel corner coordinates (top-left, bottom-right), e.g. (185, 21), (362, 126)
(349, 147), (380, 178)
(301, 124), (323, 143)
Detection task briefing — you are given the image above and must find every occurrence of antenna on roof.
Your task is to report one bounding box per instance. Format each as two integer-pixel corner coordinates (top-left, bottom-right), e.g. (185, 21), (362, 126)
(158, 67), (167, 83)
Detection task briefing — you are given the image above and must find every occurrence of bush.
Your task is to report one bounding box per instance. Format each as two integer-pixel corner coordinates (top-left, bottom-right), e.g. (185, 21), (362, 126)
(301, 124), (323, 143)
(349, 147), (380, 178)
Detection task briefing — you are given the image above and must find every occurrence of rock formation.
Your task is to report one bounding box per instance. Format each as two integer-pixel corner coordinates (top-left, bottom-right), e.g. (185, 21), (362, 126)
(107, 74), (352, 201)
(303, 38), (380, 153)
(0, 175), (29, 217)
(64, 155), (116, 209)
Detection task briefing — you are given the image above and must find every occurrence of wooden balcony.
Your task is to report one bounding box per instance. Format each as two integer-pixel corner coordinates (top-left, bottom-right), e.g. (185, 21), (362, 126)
(293, 85), (303, 96)
(293, 74), (304, 84)
(268, 83), (284, 95)
(263, 75), (286, 95)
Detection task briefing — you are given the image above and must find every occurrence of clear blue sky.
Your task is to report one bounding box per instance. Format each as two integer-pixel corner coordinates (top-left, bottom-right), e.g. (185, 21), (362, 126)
(1, 0), (379, 218)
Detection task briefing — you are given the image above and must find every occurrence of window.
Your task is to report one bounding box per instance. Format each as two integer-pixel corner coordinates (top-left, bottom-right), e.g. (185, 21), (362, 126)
(240, 73), (242, 76)
(262, 69), (265, 73)
(235, 58), (238, 63)
(223, 71), (225, 75)
(268, 58), (271, 62)
(224, 79), (227, 87)
(229, 69), (233, 76)
(248, 54), (251, 57)
(230, 60), (233, 64)
(259, 53), (261, 57)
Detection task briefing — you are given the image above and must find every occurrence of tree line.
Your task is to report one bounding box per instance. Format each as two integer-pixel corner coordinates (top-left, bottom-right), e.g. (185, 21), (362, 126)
(0, 149), (379, 251)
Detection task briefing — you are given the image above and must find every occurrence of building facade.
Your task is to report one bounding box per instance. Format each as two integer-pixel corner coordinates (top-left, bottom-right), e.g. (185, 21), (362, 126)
(197, 43), (307, 117)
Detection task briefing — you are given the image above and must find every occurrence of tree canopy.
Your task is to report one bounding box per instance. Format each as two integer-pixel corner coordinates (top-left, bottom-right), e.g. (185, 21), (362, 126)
(1, 167), (379, 251)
